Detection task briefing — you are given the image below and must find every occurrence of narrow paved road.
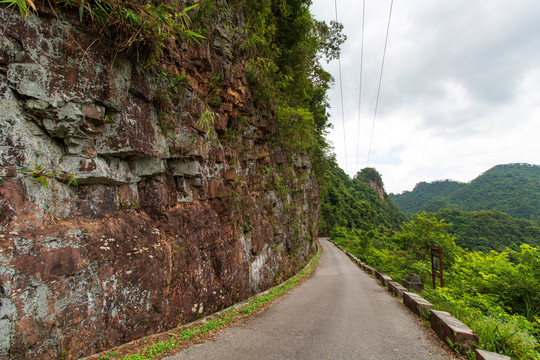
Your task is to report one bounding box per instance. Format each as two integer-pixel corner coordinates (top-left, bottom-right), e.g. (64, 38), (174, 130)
(164, 239), (455, 359)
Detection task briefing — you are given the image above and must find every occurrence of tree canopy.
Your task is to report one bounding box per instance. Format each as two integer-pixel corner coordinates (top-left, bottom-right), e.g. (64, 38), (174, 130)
(436, 208), (540, 252)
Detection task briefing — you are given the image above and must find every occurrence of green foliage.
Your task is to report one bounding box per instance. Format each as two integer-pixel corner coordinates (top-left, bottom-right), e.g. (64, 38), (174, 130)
(390, 180), (466, 218)
(1, 1), (205, 62)
(158, 69), (189, 88)
(436, 208), (540, 252)
(0, 0), (35, 17)
(206, 71), (223, 107)
(274, 103), (315, 153)
(426, 287), (539, 359)
(103, 114), (116, 123)
(354, 167), (384, 188)
(314, 20), (347, 62)
(242, 0), (344, 178)
(19, 163), (80, 190)
(18, 161), (56, 190)
(446, 164), (540, 222)
(332, 214), (540, 359)
(390, 164), (540, 253)
(319, 160), (406, 236)
(56, 350), (68, 360)
(395, 212), (460, 267)
(60, 171), (79, 188)
(79, 1), (204, 48)
(198, 109), (218, 142)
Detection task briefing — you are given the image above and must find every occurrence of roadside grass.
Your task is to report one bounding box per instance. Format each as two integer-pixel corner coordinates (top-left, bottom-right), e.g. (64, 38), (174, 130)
(423, 292), (540, 360)
(94, 248), (321, 360)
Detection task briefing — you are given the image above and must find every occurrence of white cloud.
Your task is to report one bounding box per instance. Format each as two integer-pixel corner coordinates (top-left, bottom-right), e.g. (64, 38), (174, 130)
(312, 0), (540, 193)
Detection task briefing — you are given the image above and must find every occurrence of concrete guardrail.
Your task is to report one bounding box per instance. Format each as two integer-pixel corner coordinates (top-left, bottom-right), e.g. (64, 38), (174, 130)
(475, 349), (511, 360)
(403, 291), (434, 317)
(430, 310), (479, 350)
(387, 281), (407, 298)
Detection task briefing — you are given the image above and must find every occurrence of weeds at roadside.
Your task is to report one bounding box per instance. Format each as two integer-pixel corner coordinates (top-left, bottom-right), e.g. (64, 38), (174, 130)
(419, 307), (431, 328)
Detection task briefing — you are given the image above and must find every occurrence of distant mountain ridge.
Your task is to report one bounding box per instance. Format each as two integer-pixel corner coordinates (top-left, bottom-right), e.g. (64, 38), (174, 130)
(390, 163), (540, 222)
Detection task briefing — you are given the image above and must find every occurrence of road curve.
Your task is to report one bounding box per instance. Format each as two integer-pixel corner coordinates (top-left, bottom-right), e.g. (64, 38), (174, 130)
(164, 238), (455, 360)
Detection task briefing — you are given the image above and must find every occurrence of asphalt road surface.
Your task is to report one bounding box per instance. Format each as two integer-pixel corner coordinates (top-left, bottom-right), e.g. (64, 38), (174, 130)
(164, 238), (455, 360)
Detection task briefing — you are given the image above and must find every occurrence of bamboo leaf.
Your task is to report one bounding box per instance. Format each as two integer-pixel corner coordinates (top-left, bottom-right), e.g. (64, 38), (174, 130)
(79, 0), (85, 21)
(184, 29), (206, 39)
(26, 0), (36, 12)
(183, 4), (199, 12)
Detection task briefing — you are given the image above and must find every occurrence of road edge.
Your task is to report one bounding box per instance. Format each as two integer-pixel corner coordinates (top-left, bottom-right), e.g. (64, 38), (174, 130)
(84, 240), (322, 360)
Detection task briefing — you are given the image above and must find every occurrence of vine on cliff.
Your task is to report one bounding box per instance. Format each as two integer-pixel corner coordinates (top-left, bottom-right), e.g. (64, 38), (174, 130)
(242, 0), (346, 178)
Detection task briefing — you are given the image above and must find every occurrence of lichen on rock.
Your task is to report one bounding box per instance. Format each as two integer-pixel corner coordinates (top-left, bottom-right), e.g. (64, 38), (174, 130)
(0, 3), (319, 359)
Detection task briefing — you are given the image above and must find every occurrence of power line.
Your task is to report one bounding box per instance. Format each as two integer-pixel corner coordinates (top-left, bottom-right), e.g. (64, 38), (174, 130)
(367, 0), (394, 165)
(335, 0), (348, 173)
(355, 0), (366, 172)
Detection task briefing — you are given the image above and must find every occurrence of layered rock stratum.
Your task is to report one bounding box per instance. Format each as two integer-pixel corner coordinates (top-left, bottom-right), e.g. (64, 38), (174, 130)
(0, 4), (318, 358)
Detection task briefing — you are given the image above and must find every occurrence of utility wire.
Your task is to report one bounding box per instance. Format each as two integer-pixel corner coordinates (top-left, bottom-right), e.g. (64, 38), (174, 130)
(355, 0), (366, 172)
(335, 0), (348, 173)
(367, 0), (394, 165)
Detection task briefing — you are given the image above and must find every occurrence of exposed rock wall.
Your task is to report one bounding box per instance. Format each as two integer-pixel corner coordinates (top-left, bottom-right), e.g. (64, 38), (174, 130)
(0, 4), (319, 359)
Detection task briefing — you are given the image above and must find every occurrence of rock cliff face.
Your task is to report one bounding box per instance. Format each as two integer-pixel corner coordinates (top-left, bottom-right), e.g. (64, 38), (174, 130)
(368, 179), (385, 201)
(0, 4), (318, 359)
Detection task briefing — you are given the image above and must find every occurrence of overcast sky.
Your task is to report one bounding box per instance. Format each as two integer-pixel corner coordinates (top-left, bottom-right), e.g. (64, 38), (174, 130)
(310, 0), (540, 194)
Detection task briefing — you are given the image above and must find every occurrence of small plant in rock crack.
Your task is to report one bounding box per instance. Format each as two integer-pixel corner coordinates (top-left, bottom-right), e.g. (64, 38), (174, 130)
(119, 198), (139, 211)
(198, 109), (219, 144)
(55, 350), (68, 360)
(59, 171), (79, 188)
(206, 71), (223, 106)
(18, 161), (56, 190)
(104, 114), (116, 123)
(159, 68), (190, 88)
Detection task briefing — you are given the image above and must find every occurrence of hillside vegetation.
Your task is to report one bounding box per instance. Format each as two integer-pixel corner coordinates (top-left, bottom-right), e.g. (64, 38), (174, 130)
(389, 163), (540, 252)
(321, 163), (539, 358)
(436, 208), (540, 252)
(391, 163), (540, 222)
(319, 161), (406, 236)
(332, 216), (540, 360)
(391, 180), (466, 217)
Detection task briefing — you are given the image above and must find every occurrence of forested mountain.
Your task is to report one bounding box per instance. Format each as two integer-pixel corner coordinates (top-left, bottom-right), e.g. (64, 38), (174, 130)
(391, 163), (540, 222)
(319, 161), (406, 235)
(435, 208), (540, 252)
(446, 164), (540, 222)
(390, 180), (466, 217)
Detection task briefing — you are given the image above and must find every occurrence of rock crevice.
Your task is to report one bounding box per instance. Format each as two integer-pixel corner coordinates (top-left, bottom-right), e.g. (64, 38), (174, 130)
(0, 5), (318, 359)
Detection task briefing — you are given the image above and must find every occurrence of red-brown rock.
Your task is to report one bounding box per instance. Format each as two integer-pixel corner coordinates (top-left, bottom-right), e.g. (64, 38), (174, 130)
(0, 5), (319, 360)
